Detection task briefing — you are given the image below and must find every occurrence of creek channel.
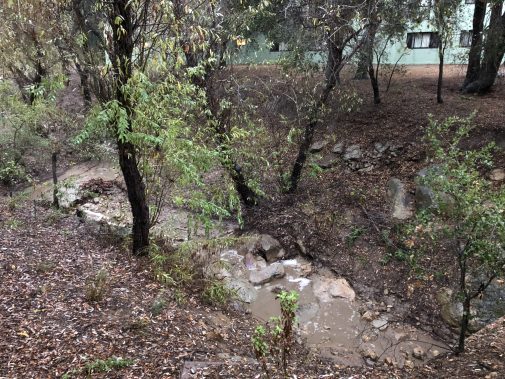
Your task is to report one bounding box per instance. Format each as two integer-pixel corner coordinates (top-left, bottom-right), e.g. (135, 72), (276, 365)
(25, 161), (449, 368)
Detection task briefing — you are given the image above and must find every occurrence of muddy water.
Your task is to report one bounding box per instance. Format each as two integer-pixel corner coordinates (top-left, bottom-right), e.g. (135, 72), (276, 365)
(27, 162), (449, 367)
(247, 258), (449, 367)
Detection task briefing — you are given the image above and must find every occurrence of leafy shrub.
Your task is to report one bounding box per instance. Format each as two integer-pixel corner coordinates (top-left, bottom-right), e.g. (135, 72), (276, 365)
(252, 290), (299, 379)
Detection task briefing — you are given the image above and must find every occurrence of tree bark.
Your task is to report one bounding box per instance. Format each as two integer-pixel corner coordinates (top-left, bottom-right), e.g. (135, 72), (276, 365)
(52, 152), (59, 209)
(463, 0), (487, 88)
(110, 0), (150, 255)
(437, 49), (444, 103)
(366, 19), (380, 104)
(463, 2), (505, 93)
(287, 35), (342, 193)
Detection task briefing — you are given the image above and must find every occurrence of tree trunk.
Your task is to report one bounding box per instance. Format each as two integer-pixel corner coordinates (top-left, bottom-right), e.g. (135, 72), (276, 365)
(110, 0), (150, 255)
(118, 141), (150, 254)
(463, 2), (505, 93)
(75, 60), (92, 107)
(52, 152), (59, 209)
(463, 0), (487, 88)
(287, 34), (341, 193)
(457, 296), (471, 354)
(437, 49), (444, 103)
(366, 20), (380, 104)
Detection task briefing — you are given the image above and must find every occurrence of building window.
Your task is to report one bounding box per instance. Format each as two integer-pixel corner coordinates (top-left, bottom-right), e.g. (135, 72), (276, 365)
(465, 0), (475, 4)
(407, 32), (440, 49)
(460, 30), (473, 47)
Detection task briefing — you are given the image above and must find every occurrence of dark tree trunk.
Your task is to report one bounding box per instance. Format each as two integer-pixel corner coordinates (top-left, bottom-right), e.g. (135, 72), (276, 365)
(110, 0), (150, 255)
(287, 36), (342, 193)
(75, 60), (92, 106)
(463, 2), (505, 94)
(52, 152), (59, 209)
(437, 49), (444, 103)
(463, 0), (487, 88)
(203, 72), (258, 206)
(369, 65), (380, 104)
(366, 20), (380, 104)
(118, 141), (150, 253)
(457, 296), (471, 354)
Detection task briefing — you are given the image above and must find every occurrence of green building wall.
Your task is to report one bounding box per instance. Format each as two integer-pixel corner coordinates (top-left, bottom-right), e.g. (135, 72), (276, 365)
(229, 1), (502, 66)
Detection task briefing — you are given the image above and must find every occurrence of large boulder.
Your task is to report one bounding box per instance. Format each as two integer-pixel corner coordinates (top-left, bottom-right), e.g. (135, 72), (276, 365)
(224, 278), (258, 303)
(249, 263), (285, 285)
(387, 178), (413, 220)
(436, 288), (479, 332)
(313, 276), (356, 302)
(238, 234), (286, 263)
(415, 166), (455, 213)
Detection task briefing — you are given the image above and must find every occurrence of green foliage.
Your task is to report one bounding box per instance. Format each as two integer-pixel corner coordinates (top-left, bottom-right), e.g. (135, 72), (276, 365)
(62, 357), (133, 378)
(409, 115), (505, 351)
(345, 226), (364, 247)
(84, 269), (109, 303)
(0, 158), (29, 187)
(202, 280), (237, 306)
(252, 290), (299, 379)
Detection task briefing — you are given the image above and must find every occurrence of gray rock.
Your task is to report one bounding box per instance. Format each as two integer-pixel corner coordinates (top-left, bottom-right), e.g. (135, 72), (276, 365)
(415, 185), (455, 213)
(343, 145), (363, 161)
(258, 234), (285, 263)
(249, 263), (285, 285)
(238, 234), (285, 263)
(436, 287), (479, 331)
(387, 178), (413, 220)
(332, 142), (345, 154)
(371, 317), (388, 330)
(489, 168), (505, 181)
(318, 155), (338, 169)
(415, 185), (436, 209)
(313, 276), (356, 302)
(224, 278), (258, 303)
(309, 140), (328, 153)
(412, 346), (425, 359)
(374, 142), (390, 154)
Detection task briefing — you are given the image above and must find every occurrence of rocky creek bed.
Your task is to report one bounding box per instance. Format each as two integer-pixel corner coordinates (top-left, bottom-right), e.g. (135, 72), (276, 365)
(30, 160), (505, 368)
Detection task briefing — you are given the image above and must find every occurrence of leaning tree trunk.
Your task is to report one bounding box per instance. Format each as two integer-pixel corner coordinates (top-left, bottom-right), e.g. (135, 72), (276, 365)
(110, 0), (150, 255)
(463, 0), (487, 88)
(463, 2), (505, 94)
(287, 35), (342, 193)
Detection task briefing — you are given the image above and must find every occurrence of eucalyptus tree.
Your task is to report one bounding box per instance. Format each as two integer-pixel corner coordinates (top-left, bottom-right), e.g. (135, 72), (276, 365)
(72, 1), (245, 254)
(432, 0), (461, 104)
(462, 1), (505, 93)
(0, 0), (70, 103)
(272, 0), (375, 192)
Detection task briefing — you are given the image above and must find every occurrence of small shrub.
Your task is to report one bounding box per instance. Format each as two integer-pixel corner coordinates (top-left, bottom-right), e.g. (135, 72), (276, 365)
(84, 269), (109, 303)
(202, 280), (237, 306)
(252, 290), (299, 379)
